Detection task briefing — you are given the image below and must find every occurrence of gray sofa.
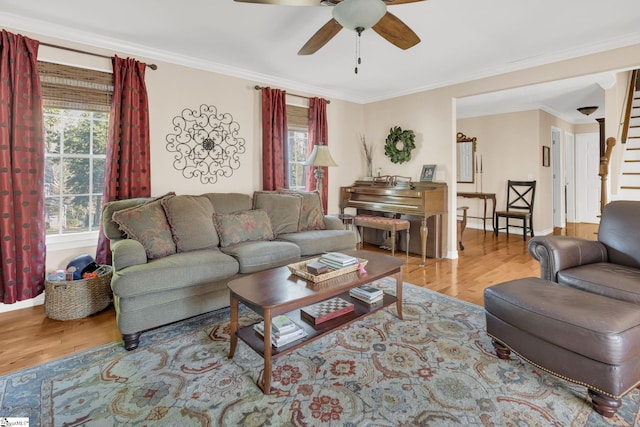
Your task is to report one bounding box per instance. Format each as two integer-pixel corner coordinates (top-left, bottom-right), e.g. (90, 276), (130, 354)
(102, 190), (357, 350)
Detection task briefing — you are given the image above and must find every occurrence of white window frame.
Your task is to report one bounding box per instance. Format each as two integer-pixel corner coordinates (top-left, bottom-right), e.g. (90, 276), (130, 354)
(44, 108), (107, 248)
(287, 127), (309, 190)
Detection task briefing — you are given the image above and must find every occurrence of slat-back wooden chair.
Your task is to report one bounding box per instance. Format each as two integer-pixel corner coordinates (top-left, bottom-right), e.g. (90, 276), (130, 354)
(494, 180), (536, 241)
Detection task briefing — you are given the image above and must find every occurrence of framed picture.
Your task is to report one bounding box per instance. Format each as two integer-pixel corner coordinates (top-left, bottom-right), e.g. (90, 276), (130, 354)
(420, 164), (437, 182)
(542, 146), (550, 167)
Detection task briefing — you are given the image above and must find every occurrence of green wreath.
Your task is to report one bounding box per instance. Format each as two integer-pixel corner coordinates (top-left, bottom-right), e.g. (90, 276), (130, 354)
(384, 126), (416, 164)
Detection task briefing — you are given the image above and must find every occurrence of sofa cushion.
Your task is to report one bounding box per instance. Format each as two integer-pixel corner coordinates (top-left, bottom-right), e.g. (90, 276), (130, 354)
(215, 209), (274, 248)
(111, 248), (239, 298)
(221, 240), (300, 274)
(162, 194), (219, 252)
(278, 189), (326, 231)
(557, 262), (640, 304)
(111, 193), (176, 259)
(253, 191), (302, 235)
(202, 193), (252, 214)
(278, 229), (357, 256)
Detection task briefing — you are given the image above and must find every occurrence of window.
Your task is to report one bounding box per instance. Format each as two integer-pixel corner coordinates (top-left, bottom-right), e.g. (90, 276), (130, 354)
(287, 129), (308, 190)
(44, 109), (107, 235)
(38, 61), (113, 239)
(287, 105), (309, 190)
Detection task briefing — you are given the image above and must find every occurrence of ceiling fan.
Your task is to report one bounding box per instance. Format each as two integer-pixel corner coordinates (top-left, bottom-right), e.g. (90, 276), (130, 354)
(234, 0), (425, 55)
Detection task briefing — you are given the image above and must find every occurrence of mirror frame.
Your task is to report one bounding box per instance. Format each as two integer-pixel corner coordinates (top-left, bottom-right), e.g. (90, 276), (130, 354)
(456, 132), (477, 183)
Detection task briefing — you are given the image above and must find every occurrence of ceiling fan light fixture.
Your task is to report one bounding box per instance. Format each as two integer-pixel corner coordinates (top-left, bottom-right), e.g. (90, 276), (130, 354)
(332, 0), (387, 31)
(577, 106), (598, 116)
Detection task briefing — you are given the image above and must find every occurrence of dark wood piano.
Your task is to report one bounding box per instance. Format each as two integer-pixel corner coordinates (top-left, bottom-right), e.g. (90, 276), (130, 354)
(339, 177), (448, 264)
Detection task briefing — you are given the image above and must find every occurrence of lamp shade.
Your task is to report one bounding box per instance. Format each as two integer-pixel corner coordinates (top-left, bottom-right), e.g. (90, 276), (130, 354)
(304, 145), (338, 167)
(332, 0), (387, 31)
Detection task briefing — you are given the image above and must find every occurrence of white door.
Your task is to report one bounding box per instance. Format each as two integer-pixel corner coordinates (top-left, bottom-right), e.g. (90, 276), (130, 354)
(575, 133), (600, 223)
(551, 127), (563, 227)
(564, 132), (576, 222)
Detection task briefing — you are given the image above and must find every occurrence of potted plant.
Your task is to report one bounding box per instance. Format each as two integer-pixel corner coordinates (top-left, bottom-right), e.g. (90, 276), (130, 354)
(360, 134), (374, 178)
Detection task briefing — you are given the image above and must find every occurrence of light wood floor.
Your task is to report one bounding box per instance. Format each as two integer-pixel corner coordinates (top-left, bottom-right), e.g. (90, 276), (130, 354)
(0, 223), (598, 376)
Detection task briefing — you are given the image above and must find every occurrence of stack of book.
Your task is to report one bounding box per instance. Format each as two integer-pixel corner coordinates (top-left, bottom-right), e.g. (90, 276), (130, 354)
(301, 297), (355, 326)
(319, 252), (358, 270)
(253, 315), (307, 347)
(349, 285), (384, 304)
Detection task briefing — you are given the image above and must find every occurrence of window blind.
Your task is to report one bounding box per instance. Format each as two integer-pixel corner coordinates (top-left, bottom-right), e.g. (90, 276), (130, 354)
(37, 61), (113, 112)
(287, 105), (309, 129)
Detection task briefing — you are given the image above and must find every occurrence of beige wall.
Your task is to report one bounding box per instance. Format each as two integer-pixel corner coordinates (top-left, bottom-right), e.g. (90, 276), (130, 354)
(457, 110), (542, 230)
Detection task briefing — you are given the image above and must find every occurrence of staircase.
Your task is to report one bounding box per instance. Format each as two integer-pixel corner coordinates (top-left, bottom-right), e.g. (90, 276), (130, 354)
(617, 70), (640, 200)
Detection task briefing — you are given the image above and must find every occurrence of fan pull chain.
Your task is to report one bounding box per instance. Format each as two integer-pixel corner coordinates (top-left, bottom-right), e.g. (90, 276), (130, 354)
(355, 27), (363, 74)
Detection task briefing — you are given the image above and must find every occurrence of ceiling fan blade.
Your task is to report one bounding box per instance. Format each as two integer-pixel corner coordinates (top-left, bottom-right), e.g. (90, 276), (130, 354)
(234, 0), (321, 5)
(298, 19), (343, 55)
(372, 11), (420, 50)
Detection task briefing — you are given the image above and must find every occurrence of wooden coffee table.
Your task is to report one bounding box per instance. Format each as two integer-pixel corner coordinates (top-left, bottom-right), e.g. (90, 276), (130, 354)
(227, 249), (404, 394)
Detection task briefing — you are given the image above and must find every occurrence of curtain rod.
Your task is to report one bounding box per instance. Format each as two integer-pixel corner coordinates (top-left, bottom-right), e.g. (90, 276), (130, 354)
(254, 85), (330, 104)
(40, 42), (158, 70)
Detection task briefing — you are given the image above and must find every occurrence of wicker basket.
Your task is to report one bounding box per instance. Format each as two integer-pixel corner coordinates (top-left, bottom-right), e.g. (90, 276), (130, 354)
(44, 266), (113, 320)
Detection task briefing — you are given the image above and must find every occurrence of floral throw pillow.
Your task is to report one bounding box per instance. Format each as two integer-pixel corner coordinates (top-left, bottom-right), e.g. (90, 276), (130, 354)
(214, 209), (275, 248)
(277, 189), (326, 231)
(112, 193), (176, 260)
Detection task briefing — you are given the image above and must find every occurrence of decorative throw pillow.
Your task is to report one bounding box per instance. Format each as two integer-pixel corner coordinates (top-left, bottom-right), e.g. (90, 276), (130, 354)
(252, 191), (302, 235)
(112, 193), (176, 260)
(214, 209), (275, 248)
(277, 189), (326, 231)
(161, 195), (219, 252)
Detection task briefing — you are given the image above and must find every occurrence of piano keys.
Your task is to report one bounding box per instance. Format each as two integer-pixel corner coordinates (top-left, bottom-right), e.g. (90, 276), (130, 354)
(339, 179), (448, 264)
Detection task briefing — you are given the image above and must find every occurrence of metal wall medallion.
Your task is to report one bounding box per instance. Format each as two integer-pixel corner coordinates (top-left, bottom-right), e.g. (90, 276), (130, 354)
(165, 104), (246, 184)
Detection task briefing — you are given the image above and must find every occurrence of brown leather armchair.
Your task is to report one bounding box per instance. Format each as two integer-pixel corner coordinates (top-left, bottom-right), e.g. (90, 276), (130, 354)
(528, 200), (640, 303)
(482, 200), (640, 417)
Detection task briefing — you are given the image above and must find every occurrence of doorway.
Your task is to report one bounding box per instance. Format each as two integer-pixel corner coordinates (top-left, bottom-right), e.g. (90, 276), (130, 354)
(575, 132), (600, 223)
(551, 127), (564, 228)
(564, 132), (576, 222)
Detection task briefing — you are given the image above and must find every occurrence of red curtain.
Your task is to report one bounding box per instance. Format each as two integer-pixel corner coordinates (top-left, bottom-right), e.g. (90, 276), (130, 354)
(96, 56), (151, 264)
(261, 87), (288, 190)
(0, 30), (46, 303)
(308, 97), (329, 213)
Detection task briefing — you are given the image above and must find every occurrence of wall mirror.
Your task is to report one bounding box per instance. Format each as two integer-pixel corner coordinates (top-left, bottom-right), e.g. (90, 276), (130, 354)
(457, 132), (477, 183)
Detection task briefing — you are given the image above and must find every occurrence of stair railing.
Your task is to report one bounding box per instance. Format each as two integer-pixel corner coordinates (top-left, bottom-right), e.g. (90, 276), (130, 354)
(620, 69), (638, 145)
(599, 137), (616, 213)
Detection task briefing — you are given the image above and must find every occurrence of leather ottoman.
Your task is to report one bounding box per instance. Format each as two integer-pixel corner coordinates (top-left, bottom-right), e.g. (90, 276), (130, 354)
(484, 277), (640, 417)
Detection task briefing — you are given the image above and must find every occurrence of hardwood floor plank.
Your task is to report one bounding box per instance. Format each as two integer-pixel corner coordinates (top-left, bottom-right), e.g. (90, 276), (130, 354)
(0, 223), (598, 376)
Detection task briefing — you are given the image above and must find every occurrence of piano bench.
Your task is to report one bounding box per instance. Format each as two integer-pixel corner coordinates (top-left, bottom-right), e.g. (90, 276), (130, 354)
(354, 215), (410, 257)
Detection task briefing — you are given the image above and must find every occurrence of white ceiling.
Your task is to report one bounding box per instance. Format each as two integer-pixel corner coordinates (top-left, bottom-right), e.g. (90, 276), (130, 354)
(2, 0), (640, 123)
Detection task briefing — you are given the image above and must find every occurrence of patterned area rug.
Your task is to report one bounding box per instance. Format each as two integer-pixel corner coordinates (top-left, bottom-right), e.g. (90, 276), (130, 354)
(1, 279), (639, 426)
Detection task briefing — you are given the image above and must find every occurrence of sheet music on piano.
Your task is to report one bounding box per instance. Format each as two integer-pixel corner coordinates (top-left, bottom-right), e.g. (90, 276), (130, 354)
(372, 175), (413, 187)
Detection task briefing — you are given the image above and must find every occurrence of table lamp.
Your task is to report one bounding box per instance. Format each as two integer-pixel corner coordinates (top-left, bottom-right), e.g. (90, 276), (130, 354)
(304, 143), (338, 197)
